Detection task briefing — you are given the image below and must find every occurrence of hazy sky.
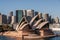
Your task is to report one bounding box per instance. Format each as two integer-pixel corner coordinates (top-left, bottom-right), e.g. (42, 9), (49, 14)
(0, 0), (60, 18)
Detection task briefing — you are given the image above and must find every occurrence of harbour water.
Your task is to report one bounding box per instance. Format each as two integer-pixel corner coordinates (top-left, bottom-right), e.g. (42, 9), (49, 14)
(0, 36), (60, 40)
(0, 31), (60, 40)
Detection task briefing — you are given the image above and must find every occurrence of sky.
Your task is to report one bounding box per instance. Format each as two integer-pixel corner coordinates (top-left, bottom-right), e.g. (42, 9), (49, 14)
(0, 0), (60, 18)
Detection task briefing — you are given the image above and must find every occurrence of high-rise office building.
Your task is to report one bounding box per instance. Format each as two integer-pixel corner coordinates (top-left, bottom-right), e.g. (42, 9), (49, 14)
(11, 16), (16, 24)
(49, 16), (52, 23)
(54, 17), (59, 23)
(16, 10), (23, 23)
(2, 15), (7, 24)
(38, 12), (42, 19)
(7, 16), (11, 24)
(0, 14), (7, 24)
(7, 11), (13, 24)
(43, 13), (49, 21)
(22, 10), (27, 16)
(34, 12), (42, 20)
(8, 11), (13, 16)
(35, 12), (42, 18)
(27, 10), (34, 17)
(26, 10), (34, 22)
(35, 11), (38, 16)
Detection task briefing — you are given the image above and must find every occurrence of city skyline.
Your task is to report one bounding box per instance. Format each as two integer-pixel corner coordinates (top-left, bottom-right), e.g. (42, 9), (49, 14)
(0, 0), (60, 18)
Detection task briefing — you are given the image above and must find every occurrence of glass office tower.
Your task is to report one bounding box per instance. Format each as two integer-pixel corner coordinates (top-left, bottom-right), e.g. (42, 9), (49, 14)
(16, 10), (23, 23)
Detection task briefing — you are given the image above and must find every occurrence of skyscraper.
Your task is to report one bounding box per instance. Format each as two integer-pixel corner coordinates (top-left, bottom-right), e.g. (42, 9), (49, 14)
(43, 13), (49, 21)
(7, 16), (11, 24)
(54, 17), (59, 23)
(27, 10), (34, 17)
(16, 10), (23, 23)
(0, 14), (7, 24)
(11, 16), (16, 24)
(34, 12), (42, 20)
(38, 12), (42, 19)
(26, 10), (34, 22)
(7, 11), (13, 24)
(34, 11), (38, 16)
(22, 10), (27, 17)
(8, 11), (13, 16)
